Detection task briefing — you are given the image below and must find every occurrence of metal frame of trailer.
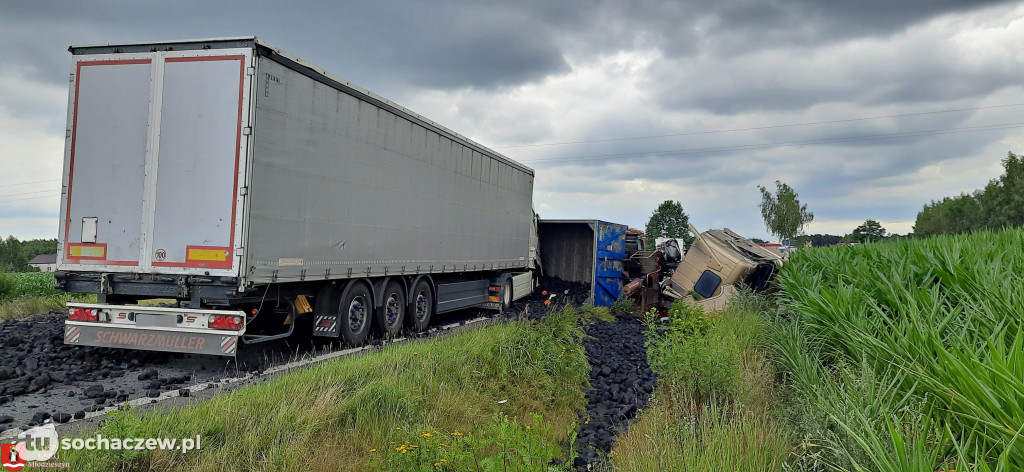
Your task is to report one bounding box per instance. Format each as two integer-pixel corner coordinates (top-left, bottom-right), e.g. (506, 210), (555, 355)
(56, 37), (536, 356)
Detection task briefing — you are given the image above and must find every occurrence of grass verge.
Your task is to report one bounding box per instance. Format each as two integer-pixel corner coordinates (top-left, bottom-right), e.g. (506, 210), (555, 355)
(61, 305), (609, 471)
(0, 271), (93, 321)
(610, 292), (791, 471)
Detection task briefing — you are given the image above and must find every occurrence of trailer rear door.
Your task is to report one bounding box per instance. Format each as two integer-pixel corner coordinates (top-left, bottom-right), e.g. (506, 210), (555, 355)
(59, 49), (252, 276)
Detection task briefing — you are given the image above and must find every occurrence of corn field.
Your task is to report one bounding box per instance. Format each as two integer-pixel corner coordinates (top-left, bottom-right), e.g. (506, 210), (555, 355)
(0, 271), (63, 301)
(0, 271), (89, 320)
(774, 228), (1023, 471)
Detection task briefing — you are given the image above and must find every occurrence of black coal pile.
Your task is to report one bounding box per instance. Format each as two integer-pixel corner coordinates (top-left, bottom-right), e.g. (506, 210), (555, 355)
(509, 277), (590, 320)
(573, 314), (656, 470)
(0, 314), (200, 428)
(1, 315), (170, 391)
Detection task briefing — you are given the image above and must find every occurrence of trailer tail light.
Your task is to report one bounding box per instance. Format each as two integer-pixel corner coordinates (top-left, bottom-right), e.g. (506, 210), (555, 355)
(209, 315), (244, 331)
(69, 307), (99, 322)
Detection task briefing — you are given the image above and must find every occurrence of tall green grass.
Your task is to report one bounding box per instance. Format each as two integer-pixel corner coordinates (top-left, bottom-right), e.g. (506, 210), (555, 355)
(773, 228), (1024, 470)
(0, 271), (91, 320)
(611, 294), (791, 471)
(0, 271), (62, 300)
(61, 306), (605, 471)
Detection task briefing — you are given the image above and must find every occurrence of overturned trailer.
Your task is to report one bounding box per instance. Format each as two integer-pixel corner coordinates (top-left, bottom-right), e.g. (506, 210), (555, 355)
(537, 220), (628, 307)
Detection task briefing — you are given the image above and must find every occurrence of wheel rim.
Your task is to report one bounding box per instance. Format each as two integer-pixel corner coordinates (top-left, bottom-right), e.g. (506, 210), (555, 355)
(385, 293), (402, 326)
(348, 296), (367, 332)
(503, 282), (512, 306)
(414, 292), (429, 322)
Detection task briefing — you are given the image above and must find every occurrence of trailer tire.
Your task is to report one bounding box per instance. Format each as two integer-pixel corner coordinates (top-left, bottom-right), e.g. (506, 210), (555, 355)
(338, 282), (372, 346)
(407, 279), (433, 332)
(375, 281), (405, 338)
(501, 278), (514, 312)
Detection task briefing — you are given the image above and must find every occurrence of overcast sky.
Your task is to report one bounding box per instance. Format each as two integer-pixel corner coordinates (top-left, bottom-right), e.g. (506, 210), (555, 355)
(2, 0), (1023, 242)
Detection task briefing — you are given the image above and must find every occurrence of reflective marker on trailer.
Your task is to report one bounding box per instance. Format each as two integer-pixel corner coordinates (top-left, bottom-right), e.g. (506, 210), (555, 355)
(65, 326), (82, 343)
(220, 336), (237, 355)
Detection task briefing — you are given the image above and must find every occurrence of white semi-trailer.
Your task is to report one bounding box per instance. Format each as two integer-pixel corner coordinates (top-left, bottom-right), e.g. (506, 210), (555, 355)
(56, 37), (537, 356)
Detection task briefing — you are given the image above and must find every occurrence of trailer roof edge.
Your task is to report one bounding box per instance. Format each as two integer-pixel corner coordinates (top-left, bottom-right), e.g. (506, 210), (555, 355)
(66, 36), (533, 176)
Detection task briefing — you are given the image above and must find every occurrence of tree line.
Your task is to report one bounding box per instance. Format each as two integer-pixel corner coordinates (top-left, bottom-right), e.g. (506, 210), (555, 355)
(913, 151), (1024, 237)
(644, 184), (892, 249)
(0, 236), (58, 272)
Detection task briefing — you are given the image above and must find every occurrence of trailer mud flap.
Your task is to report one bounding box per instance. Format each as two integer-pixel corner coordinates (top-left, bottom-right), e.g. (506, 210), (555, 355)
(64, 323), (241, 356)
(312, 315), (340, 337)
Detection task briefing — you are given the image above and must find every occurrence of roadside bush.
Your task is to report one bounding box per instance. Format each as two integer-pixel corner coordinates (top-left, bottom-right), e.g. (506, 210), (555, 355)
(646, 300), (747, 403)
(0, 272), (13, 299)
(610, 295), (637, 315)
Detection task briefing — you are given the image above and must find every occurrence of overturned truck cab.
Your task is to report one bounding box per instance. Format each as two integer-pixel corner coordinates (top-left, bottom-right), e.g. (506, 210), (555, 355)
(660, 227), (784, 311)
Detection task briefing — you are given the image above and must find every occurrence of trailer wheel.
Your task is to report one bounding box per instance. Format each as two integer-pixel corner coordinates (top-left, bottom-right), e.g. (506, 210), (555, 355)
(407, 279), (433, 332)
(338, 282), (372, 346)
(501, 279), (514, 312)
(375, 281), (405, 337)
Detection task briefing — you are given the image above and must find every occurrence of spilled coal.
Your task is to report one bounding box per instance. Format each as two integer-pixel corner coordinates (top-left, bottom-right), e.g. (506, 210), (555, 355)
(573, 312), (655, 470)
(1, 276), (656, 468)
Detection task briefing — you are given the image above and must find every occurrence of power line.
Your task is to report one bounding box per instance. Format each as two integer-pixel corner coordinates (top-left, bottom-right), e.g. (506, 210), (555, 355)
(497, 102), (1024, 149)
(0, 179), (60, 188)
(518, 122), (1024, 164)
(0, 193), (61, 203)
(0, 188), (61, 199)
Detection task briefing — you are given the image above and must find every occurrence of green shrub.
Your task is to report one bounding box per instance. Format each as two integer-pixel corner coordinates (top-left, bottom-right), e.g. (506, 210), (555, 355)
(0, 273), (13, 300)
(646, 300), (745, 402)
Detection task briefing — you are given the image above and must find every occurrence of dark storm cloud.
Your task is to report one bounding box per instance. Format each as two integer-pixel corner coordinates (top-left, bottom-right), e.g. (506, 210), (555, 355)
(0, 0), (572, 93)
(0, 0), (1013, 110)
(601, 0), (1016, 58)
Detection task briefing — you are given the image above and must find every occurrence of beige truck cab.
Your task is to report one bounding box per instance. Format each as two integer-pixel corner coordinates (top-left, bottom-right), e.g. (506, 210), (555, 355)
(663, 226), (784, 311)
